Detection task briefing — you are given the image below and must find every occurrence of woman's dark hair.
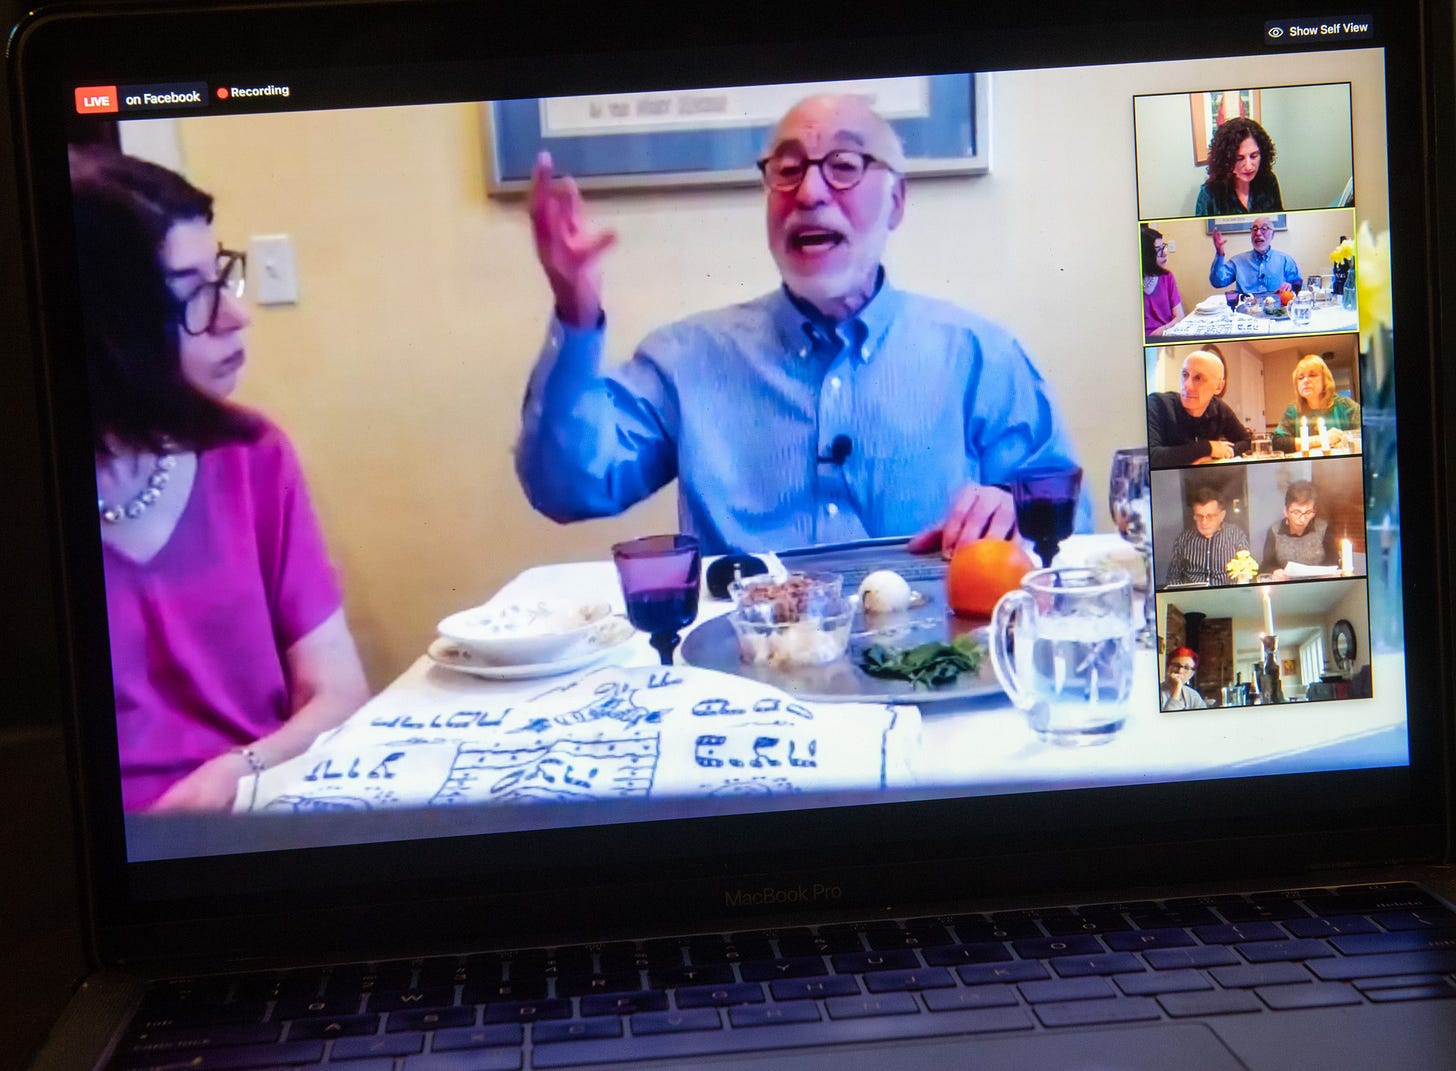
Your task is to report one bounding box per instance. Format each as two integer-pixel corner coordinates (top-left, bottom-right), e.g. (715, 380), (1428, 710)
(1203, 117), (1277, 193)
(1141, 225), (1168, 276)
(69, 144), (257, 454)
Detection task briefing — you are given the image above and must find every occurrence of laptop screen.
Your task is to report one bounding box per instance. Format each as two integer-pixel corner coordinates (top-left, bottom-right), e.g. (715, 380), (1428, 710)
(14, 3), (1444, 917)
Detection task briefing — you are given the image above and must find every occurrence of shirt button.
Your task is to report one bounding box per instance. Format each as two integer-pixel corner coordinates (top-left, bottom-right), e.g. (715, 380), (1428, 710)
(829, 376), (842, 390)
(860, 345), (870, 359)
(826, 503), (840, 517)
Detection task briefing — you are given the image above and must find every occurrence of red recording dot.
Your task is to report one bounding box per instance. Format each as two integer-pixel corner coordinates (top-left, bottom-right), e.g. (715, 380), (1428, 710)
(216, 87), (229, 100)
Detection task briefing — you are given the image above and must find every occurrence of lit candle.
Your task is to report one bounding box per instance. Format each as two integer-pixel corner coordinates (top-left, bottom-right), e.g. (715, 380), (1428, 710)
(1299, 417), (1310, 453)
(1262, 587), (1275, 636)
(1317, 416), (1330, 451)
(1340, 538), (1354, 576)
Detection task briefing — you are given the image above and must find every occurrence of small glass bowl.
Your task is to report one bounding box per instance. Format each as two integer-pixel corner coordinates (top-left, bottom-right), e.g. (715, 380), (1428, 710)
(729, 571), (844, 620)
(729, 596), (854, 667)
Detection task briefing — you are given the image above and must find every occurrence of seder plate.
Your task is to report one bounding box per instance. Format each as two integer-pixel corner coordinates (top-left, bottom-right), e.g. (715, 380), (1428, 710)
(680, 538), (1004, 705)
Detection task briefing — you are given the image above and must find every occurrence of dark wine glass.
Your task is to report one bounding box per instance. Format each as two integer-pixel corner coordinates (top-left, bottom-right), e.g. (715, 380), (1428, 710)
(1224, 290), (1240, 313)
(1013, 468), (1083, 568)
(1290, 279), (1302, 295)
(611, 534), (701, 665)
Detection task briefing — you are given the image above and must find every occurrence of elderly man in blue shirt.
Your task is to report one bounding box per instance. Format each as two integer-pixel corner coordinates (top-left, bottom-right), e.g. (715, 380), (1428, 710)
(1207, 216), (1302, 296)
(517, 94), (1081, 556)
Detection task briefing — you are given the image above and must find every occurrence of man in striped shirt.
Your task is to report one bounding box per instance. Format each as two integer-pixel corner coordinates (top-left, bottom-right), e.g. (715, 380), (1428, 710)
(1164, 486), (1251, 586)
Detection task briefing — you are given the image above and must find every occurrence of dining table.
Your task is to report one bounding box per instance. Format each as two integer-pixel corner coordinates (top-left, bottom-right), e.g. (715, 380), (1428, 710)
(126, 536), (1410, 862)
(1155, 300), (1358, 340)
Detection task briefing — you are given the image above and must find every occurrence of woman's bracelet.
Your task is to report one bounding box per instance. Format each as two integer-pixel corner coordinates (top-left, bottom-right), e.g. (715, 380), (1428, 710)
(231, 745), (269, 774)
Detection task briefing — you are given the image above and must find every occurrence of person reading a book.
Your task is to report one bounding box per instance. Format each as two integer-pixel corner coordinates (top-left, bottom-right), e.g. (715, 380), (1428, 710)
(1146, 350), (1250, 467)
(1262, 480), (1339, 581)
(516, 93), (1080, 557)
(1208, 216), (1301, 296)
(72, 146), (368, 813)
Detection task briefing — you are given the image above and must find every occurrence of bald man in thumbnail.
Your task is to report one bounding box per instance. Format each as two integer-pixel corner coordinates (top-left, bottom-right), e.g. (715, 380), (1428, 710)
(515, 94), (1080, 555)
(1147, 350), (1250, 468)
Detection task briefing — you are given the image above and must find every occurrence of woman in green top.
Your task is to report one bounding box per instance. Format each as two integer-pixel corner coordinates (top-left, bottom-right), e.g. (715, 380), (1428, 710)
(1195, 117), (1284, 216)
(1272, 354), (1361, 453)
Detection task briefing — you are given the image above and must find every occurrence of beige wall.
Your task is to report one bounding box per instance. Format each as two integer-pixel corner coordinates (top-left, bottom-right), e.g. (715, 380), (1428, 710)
(152, 49), (1390, 689)
(1135, 82), (1356, 218)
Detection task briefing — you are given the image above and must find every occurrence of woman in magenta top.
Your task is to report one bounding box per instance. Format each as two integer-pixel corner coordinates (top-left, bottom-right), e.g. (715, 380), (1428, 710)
(1142, 224), (1184, 336)
(71, 146), (369, 813)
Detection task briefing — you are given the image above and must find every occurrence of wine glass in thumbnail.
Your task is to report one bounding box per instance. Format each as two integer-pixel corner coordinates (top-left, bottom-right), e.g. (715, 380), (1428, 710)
(1013, 468), (1083, 568)
(1108, 448), (1155, 647)
(1224, 289), (1241, 314)
(611, 534), (702, 666)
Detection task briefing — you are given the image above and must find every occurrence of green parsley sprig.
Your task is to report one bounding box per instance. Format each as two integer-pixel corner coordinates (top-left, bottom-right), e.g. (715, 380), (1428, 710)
(858, 634), (985, 689)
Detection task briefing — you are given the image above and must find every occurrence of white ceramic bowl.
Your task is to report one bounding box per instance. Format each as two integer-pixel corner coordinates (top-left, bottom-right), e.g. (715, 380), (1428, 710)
(436, 599), (615, 665)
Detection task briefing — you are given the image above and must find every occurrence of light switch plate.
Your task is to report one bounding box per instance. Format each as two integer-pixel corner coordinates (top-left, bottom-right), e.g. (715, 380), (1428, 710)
(248, 234), (298, 305)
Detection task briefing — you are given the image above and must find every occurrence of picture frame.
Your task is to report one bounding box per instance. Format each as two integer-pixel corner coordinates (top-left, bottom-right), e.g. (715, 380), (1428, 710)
(1190, 89), (1262, 166)
(484, 74), (989, 194)
(1205, 213), (1287, 236)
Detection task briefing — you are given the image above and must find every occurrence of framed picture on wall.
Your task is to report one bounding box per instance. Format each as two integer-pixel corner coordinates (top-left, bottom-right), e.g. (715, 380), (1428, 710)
(1190, 88), (1262, 166)
(1205, 213), (1287, 236)
(484, 74), (990, 193)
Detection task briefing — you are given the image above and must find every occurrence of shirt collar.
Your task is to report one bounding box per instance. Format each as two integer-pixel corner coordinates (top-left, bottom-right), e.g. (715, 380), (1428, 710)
(772, 268), (901, 363)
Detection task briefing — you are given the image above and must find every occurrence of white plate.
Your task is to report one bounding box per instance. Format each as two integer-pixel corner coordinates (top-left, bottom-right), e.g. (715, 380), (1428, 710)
(427, 617), (636, 680)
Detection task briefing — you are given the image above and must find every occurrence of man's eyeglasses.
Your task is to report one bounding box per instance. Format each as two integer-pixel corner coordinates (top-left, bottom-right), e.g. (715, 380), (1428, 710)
(757, 150), (895, 192)
(173, 249), (246, 336)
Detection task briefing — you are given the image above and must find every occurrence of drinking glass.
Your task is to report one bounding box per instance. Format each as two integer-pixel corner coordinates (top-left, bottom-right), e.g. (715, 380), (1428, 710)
(1013, 468), (1083, 568)
(1108, 447), (1155, 647)
(1224, 290), (1240, 313)
(989, 567), (1135, 746)
(611, 534), (701, 665)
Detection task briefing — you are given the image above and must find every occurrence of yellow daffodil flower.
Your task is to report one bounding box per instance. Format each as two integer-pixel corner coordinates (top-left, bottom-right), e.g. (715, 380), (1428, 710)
(1356, 221), (1392, 351)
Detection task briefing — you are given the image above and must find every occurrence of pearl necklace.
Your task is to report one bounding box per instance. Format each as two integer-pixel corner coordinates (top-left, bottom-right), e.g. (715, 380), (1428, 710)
(97, 442), (178, 524)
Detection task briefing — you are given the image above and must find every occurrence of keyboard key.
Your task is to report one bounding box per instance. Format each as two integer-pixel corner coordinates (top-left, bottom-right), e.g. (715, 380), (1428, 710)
(629, 1009), (722, 1035)
(482, 998), (572, 1023)
(1013, 935), (1103, 959)
(923, 985), (1018, 1011)
(1034, 997), (1160, 1027)
(120, 1023), (280, 1054)
(1307, 949), (1456, 980)
(862, 967), (955, 992)
(1364, 984), (1456, 1003)
(769, 976), (860, 1001)
(460, 979), (547, 1004)
(431, 1023), (522, 1051)
(1332, 931), (1456, 955)
(1235, 939), (1334, 963)
(1040, 913), (1131, 937)
(132, 1002), (269, 1031)
(728, 1003), (821, 1027)
(272, 995), (361, 1020)
(1049, 952), (1143, 977)
(1216, 901), (1310, 923)
(119, 1040), (325, 1070)
(1191, 922), (1286, 945)
(738, 957), (827, 982)
(1370, 909), (1456, 931)
(533, 1019), (623, 1043)
(1285, 916), (1380, 939)
(286, 1013), (378, 1039)
(1158, 990), (1263, 1017)
(1208, 962), (1312, 988)
(416, 958), (471, 989)
(1114, 969), (1211, 996)
(1257, 983), (1361, 1010)
(1019, 977), (1112, 1004)
(579, 991), (668, 1016)
(824, 992), (920, 1019)
(776, 930), (865, 957)
(402, 1052), (521, 1071)
(957, 961), (1048, 985)
(864, 925), (953, 950)
(366, 988), (455, 1013)
(1128, 906), (1219, 928)
(675, 983), (764, 1008)
(331, 1033), (425, 1059)
(1104, 929), (1194, 952)
(830, 949), (919, 974)
(1144, 946), (1240, 970)
(952, 916), (1042, 942)
(922, 943), (1011, 967)
(1353, 974), (1448, 991)
(554, 973), (642, 998)
(387, 1007), (474, 1032)
(647, 964), (735, 989)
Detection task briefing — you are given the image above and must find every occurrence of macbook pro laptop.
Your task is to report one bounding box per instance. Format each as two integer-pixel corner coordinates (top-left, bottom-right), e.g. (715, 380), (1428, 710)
(9, 1), (1456, 1068)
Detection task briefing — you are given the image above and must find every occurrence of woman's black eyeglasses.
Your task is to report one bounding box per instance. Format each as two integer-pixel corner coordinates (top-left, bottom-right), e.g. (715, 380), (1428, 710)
(173, 249), (247, 336)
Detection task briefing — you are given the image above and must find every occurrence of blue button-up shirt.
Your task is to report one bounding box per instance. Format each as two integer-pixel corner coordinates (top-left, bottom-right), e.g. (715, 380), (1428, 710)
(1208, 247), (1302, 295)
(516, 280), (1081, 554)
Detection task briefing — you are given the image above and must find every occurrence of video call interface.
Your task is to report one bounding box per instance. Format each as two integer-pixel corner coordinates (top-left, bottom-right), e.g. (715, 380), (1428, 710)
(64, 41), (1412, 861)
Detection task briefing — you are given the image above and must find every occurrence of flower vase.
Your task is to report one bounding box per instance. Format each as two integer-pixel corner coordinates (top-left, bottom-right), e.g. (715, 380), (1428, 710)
(1341, 264), (1357, 310)
(1331, 263), (1349, 297)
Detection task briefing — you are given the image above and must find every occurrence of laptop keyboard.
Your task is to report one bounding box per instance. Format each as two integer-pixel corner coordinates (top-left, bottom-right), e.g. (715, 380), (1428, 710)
(112, 882), (1456, 1070)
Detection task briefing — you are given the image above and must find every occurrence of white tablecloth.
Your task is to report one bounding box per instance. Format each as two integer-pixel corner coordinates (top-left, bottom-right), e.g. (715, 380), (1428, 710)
(1158, 301), (1358, 339)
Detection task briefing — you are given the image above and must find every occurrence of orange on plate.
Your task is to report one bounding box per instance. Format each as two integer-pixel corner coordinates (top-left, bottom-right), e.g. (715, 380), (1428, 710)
(947, 538), (1036, 618)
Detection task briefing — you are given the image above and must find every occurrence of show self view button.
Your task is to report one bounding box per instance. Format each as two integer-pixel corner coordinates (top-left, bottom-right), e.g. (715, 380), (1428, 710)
(116, 82), (210, 111)
(1265, 15), (1373, 43)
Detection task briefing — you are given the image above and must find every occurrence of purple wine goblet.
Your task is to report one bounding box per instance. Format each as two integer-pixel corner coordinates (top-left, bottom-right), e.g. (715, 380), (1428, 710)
(1013, 468), (1083, 568)
(611, 534), (701, 666)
